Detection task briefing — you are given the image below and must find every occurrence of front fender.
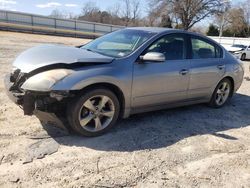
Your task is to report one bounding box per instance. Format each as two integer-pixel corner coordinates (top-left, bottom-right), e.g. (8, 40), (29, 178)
(52, 66), (129, 91)
(51, 64), (132, 118)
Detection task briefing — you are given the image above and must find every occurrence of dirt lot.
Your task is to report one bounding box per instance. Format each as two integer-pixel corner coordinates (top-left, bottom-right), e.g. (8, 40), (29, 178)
(0, 31), (250, 188)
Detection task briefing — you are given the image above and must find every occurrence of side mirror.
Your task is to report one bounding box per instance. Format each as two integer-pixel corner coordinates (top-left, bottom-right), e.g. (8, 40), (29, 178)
(140, 52), (166, 63)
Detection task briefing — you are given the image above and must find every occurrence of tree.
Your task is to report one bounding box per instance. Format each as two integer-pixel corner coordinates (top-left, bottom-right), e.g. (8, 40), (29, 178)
(107, 3), (121, 25)
(50, 9), (67, 19)
(79, 1), (101, 22)
(122, 0), (131, 26)
(160, 15), (172, 28)
(241, 0), (250, 37)
(156, 0), (223, 30)
(206, 24), (219, 36)
(213, 6), (248, 37)
(50, 9), (75, 19)
(120, 0), (142, 26)
(131, 0), (140, 25)
(227, 8), (248, 37)
(146, 1), (161, 26)
(215, 0), (231, 37)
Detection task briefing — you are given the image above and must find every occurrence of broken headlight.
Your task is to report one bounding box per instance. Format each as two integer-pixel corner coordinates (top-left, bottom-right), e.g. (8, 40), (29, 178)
(21, 69), (74, 92)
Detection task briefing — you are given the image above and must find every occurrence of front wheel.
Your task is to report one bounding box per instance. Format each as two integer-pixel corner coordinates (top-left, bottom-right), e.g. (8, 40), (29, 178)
(241, 53), (246, 61)
(209, 78), (233, 108)
(67, 88), (120, 137)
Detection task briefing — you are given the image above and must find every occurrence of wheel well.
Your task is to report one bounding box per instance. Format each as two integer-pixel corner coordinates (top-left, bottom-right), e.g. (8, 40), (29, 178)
(224, 76), (234, 96)
(74, 83), (125, 117)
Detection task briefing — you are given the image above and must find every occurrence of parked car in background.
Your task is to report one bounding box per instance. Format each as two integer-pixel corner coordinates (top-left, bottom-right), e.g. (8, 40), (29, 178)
(4, 28), (244, 137)
(225, 44), (250, 61)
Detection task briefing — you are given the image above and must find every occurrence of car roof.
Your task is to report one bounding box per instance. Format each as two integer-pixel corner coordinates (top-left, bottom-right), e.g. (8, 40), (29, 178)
(126, 27), (203, 36)
(126, 27), (180, 33)
(125, 27), (225, 49)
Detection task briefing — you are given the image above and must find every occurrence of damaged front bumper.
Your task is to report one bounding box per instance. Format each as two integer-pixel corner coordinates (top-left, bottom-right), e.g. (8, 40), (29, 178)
(4, 73), (71, 130)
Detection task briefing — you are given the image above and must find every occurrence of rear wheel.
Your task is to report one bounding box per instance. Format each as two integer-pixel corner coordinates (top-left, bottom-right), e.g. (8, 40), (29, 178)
(67, 88), (120, 137)
(241, 53), (246, 61)
(209, 78), (233, 108)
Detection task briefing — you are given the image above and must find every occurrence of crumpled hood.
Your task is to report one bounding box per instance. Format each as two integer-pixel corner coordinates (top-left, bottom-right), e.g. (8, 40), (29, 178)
(13, 44), (114, 73)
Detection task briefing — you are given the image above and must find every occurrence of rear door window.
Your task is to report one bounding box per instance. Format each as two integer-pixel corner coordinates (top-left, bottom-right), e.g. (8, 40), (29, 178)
(191, 37), (222, 59)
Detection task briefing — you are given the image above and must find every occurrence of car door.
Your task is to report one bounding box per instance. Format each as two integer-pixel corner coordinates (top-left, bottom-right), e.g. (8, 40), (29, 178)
(188, 35), (225, 99)
(131, 33), (190, 108)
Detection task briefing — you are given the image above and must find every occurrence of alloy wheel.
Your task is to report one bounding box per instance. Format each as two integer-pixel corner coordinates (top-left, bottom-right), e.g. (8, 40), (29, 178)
(215, 82), (231, 106)
(78, 95), (115, 132)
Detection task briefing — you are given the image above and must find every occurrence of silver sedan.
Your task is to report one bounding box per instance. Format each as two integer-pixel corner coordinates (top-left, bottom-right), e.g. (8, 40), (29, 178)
(4, 27), (244, 136)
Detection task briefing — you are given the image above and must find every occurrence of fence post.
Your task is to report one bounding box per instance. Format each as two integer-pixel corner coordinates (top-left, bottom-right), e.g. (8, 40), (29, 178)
(31, 15), (34, 33)
(110, 25), (113, 32)
(6, 11), (8, 23)
(75, 20), (77, 38)
(54, 18), (56, 34)
(93, 24), (96, 33)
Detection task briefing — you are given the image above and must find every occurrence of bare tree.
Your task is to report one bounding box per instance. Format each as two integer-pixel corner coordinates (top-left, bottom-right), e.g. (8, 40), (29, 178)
(227, 8), (247, 36)
(107, 3), (121, 25)
(156, 0), (223, 30)
(215, 0), (231, 37)
(241, 0), (250, 36)
(122, 0), (131, 26)
(50, 9), (67, 19)
(79, 1), (102, 22)
(145, 0), (163, 26)
(50, 9), (76, 19)
(81, 1), (99, 16)
(131, 0), (141, 25)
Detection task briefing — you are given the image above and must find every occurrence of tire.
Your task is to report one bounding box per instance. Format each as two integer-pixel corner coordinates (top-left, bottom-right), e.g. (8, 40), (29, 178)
(241, 53), (246, 61)
(208, 78), (233, 108)
(67, 88), (120, 137)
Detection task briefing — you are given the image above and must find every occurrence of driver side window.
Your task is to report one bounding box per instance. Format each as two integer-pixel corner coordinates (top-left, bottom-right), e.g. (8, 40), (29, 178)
(144, 34), (186, 60)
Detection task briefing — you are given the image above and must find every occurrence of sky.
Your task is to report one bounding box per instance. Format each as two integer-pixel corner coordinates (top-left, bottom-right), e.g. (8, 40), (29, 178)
(0, 0), (246, 22)
(0, 0), (148, 16)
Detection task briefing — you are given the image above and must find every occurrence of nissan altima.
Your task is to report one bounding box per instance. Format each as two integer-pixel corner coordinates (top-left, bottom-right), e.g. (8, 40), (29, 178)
(4, 28), (244, 136)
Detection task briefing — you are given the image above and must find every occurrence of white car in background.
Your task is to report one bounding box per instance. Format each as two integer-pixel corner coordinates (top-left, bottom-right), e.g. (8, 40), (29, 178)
(225, 44), (250, 61)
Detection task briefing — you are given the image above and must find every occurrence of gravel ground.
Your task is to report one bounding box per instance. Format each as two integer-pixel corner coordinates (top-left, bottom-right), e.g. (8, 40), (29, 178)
(0, 31), (250, 188)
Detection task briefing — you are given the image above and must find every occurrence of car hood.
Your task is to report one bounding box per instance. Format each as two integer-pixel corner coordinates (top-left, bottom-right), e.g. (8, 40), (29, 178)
(225, 46), (244, 52)
(13, 44), (114, 73)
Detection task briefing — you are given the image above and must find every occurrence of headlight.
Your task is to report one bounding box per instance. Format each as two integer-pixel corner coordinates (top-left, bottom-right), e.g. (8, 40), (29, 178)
(233, 50), (243, 54)
(21, 69), (74, 91)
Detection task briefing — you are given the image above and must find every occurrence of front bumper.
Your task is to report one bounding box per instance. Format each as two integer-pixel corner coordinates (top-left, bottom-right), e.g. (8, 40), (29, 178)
(4, 74), (35, 115)
(4, 74), (69, 130)
(233, 53), (242, 60)
(4, 74), (24, 105)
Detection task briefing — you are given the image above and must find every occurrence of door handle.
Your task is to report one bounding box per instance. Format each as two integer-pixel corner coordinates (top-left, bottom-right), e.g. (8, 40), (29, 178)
(179, 69), (189, 75)
(217, 65), (225, 70)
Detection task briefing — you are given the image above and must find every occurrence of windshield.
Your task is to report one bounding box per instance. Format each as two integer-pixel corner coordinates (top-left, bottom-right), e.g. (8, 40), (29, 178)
(81, 29), (155, 58)
(232, 44), (247, 49)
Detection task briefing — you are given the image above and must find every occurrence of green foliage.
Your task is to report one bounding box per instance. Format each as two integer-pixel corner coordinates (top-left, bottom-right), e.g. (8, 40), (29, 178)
(222, 27), (250, 37)
(206, 24), (219, 36)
